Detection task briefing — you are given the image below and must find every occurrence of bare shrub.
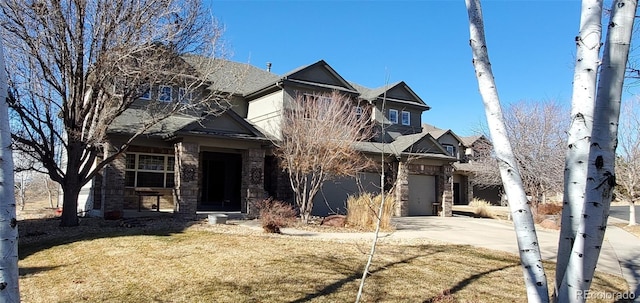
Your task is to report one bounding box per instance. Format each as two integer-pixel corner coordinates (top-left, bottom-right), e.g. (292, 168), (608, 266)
(425, 290), (458, 303)
(469, 198), (496, 219)
(346, 193), (394, 231)
(532, 202), (563, 224)
(257, 198), (297, 234)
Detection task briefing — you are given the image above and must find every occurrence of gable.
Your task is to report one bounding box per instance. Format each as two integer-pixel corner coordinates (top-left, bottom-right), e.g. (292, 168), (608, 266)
(404, 136), (447, 155)
(179, 111), (261, 137)
(387, 84), (418, 101)
(437, 133), (461, 147)
(286, 60), (355, 92)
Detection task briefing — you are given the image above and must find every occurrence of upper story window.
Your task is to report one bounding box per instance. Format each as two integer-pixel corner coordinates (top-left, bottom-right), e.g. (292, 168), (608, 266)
(140, 88), (151, 100)
(401, 111), (410, 126)
(444, 144), (456, 157)
(354, 106), (363, 119)
(125, 153), (175, 188)
(179, 87), (193, 103)
(388, 109), (398, 124)
(158, 85), (172, 102)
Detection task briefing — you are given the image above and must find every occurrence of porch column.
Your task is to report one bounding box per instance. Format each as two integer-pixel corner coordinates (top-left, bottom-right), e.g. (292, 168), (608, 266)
(394, 161), (409, 217)
(440, 166), (453, 217)
(242, 148), (266, 218)
(174, 141), (199, 220)
(466, 175), (474, 205)
(102, 143), (125, 218)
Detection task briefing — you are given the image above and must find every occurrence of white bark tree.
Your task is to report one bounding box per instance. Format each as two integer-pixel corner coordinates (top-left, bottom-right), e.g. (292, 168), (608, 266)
(0, 37), (20, 302)
(555, 1), (602, 295)
(467, 0), (636, 301)
(616, 98), (640, 226)
(558, 1), (637, 301)
(275, 91), (374, 224)
(465, 1), (549, 301)
(473, 100), (568, 204)
(1, 0), (232, 226)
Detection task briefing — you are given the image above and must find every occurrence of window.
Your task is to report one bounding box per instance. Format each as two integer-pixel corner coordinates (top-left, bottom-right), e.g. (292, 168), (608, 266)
(388, 109), (398, 124)
(354, 106), (363, 119)
(140, 84), (151, 100)
(125, 153), (175, 188)
(401, 111), (410, 126)
(178, 87), (193, 103)
(444, 145), (456, 157)
(158, 85), (172, 102)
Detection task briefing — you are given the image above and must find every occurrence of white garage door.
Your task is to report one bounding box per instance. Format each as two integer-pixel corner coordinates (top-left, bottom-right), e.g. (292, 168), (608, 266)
(408, 174), (436, 216)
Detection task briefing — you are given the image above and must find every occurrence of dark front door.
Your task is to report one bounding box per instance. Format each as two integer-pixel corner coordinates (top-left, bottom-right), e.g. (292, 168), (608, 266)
(200, 152), (242, 211)
(453, 183), (461, 205)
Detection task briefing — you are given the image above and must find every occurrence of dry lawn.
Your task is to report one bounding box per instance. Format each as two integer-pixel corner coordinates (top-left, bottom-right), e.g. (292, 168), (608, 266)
(622, 224), (640, 238)
(18, 217), (629, 303)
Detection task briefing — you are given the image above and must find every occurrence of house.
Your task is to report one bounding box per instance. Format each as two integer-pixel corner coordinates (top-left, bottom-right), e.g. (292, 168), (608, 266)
(79, 59), (458, 219)
(453, 134), (503, 205)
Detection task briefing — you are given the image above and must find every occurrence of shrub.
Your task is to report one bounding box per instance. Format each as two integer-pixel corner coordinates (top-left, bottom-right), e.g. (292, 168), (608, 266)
(469, 198), (496, 219)
(256, 198), (297, 233)
(346, 192), (394, 231)
(533, 202), (563, 224)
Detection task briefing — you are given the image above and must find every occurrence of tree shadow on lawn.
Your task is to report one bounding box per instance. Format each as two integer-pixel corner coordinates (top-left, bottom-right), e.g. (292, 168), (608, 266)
(285, 246), (453, 303)
(287, 254), (426, 303)
(18, 215), (197, 260)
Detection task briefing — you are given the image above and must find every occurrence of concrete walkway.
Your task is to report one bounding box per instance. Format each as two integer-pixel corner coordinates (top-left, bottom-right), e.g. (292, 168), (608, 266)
(266, 215), (639, 297)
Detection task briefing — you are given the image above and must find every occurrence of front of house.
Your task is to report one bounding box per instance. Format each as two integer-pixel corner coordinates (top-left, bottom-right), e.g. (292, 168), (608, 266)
(79, 59), (458, 219)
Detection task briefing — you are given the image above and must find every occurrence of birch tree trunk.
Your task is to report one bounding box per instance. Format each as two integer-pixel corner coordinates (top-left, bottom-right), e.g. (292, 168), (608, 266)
(555, 0), (602, 297)
(557, 0), (637, 301)
(0, 39), (21, 302)
(465, 1), (549, 301)
(630, 201), (637, 225)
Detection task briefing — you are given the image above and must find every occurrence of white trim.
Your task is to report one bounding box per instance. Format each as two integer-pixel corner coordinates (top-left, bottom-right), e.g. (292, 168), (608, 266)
(179, 87), (192, 103)
(158, 85), (172, 102)
(125, 153), (175, 188)
(140, 85), (151, 100)
(388, 109), (398, 124)
(401, 110), (410, 126)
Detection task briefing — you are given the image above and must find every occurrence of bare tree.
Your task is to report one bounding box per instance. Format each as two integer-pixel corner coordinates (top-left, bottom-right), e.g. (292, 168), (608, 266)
(472, 100), (568, 204)
(0, 0), (232, 226)
(616, 98), (640, 226)
(275, 91), (374, 224)
(0, 38), (20, 302)
(465, 1), (549, 300)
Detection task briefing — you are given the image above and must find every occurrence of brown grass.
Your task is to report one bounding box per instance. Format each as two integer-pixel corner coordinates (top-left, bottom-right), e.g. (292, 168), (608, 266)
(18, 217), (628, 303)
(469, 198), (496, 219)
(621, 224), (640, 238)
(346, 193), (394, 231)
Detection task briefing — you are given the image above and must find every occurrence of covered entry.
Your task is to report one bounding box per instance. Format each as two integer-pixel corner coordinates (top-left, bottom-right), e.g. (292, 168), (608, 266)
(200, 152), (242, 211)
(408, 174), (437, 215)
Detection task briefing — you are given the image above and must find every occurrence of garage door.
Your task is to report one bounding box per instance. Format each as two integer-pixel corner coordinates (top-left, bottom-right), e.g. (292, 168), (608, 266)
(408, 175), (436, 216)
(312, 172), (381, 216)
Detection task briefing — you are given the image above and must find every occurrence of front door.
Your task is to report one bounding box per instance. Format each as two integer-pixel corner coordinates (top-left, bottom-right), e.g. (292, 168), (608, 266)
(200, 152), (242, 211)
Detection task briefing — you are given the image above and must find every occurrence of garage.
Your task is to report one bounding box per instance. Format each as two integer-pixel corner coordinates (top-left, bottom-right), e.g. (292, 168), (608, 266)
(312, 172), (381, 216)
(408, 174), (437, 216)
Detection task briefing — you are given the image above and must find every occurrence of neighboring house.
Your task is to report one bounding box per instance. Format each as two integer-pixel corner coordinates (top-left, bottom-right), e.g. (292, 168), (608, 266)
(422, 124), (470, 206)
(453, 134), (503, 205)
(79, 59), (458, 219)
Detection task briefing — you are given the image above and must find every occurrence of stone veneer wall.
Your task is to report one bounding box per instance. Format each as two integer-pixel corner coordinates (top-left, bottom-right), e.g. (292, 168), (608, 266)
(241, 148), (266, 218)
(102, 152), (125, 214)
(174, 141), (199, 219)
(394, 161), (409, 216)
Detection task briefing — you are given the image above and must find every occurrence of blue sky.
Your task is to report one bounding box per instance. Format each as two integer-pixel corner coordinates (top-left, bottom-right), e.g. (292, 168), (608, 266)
(209, 0), (599, 136)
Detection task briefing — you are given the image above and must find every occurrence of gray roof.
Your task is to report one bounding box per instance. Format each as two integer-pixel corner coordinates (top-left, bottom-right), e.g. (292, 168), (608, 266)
(349, 81), (404, 101)
(108, 107), (198, 138)
(183, 56), (280, 96)
(354, 130), (455, 161)
(460, 135), (484, 147)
